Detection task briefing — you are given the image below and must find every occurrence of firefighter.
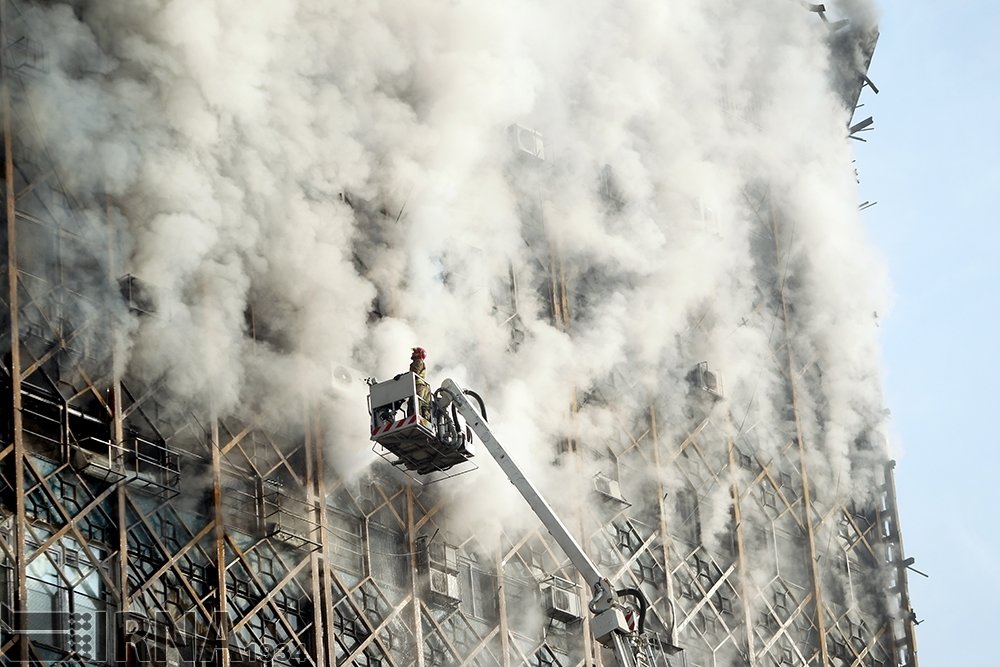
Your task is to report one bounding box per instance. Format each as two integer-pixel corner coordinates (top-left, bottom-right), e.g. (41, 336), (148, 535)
(410, 347), (431, 419)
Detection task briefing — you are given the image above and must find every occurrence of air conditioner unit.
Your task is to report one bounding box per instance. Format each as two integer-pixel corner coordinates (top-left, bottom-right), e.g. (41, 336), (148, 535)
(427, 541), (459, 573)
(542, 584), (581, 622)
(507, 124), (545, 161)
(692, 361), (723, 400)
(428, 566), (461, 602)
(118, 274), (156, 316)
(69, 445), (124, 482)
(593, 474), (627, 503)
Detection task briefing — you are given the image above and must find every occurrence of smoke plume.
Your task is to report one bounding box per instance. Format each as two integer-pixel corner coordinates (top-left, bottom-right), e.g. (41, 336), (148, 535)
(12, 0), (889, 642)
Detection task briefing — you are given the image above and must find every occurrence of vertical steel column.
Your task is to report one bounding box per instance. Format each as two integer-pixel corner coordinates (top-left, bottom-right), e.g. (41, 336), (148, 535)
(727, 437), (757, 667)
(494, 547), (511, 667)
(306, 409), (335, 666)
(882, 461), (919, 667)
(771, 202), (830, 666)
(780, 306), (830, 667)
(107, 194), (130, 662)
(548, 247), (570, 330)
(650, 406), (682, 653)
(550, 244), (595, 665)
(111, 380), (128, 658)
(569, 423), (595, 667)
(211, 419), (230, 667)
(304, 412), (324, 666)
(1, 3), (28, 660)
(406, 484), (426, 667)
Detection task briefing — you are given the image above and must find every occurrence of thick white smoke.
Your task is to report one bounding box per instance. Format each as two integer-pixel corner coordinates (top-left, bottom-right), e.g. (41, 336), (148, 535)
(15, 0), (889, 636)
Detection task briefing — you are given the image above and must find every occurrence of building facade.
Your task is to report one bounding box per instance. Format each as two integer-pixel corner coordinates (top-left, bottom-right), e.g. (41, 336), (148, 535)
(0, 2), (918, 667)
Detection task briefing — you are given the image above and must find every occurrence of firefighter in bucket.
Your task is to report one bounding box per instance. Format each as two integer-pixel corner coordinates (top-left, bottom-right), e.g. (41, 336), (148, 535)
(410, 347), (432, 420)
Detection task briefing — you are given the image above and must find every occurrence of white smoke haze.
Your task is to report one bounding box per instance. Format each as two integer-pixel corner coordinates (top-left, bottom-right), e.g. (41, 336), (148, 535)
(15, 0), (892, 641)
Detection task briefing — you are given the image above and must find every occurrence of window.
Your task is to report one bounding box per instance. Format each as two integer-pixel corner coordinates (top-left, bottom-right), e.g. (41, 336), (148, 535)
(360, 584), (385, 624)
(675, 486), (702, 545)
(694, 557), (712, 586)
(616, 524), (636, 554)
(368, 522), (409, 590)
(426, 640), (448, 667)
(231, 578), (250, 598)
(697, 613), (717, 635)
(505, 575), (540, 637)
(535, 646), (564, 667)
(329, 510), (365, 576)
(457, 559), (498, 623)
(333, 603), (368, 656)
(679, 581), (695, 599)
(715, 592), (733, 616)
(634, 558), (656, 584)
(24, 538), (109, 662)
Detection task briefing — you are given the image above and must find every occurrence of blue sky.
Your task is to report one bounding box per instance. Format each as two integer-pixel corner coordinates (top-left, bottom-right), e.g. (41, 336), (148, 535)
(858, 2), (1000, 666)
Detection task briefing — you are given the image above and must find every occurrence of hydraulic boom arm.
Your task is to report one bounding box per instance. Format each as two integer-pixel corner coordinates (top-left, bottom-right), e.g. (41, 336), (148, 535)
(439, 379), (644, 667)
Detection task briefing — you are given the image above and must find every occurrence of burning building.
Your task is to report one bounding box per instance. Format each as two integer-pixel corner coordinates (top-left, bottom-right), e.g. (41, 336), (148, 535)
(0, 1), (918, 666)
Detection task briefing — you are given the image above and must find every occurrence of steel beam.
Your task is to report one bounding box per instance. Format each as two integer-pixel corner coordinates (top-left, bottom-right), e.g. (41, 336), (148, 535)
(306, 410), (336, 666)
(211, 419), (231, 667)
(406, 484), (426, 667)
(779, 301), (831, 667)
(727, 437), (758, 666)
(1, 6), (29, 655)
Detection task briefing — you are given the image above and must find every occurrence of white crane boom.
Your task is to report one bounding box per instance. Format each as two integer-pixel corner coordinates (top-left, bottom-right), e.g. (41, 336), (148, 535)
(439, 378), (642, 667)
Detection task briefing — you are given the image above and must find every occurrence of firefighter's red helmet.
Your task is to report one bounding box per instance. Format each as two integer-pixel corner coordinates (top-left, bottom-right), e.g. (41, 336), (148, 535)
(411, 347), (427, 360)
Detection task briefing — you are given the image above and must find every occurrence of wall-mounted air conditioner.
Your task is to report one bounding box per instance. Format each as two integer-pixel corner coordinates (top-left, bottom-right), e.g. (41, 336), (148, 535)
(542, 580), (581, 622)
(417, 536), (461, 604)
(593, 473), (628, 504)
(69, 443), (124, 483)
(427, 541), (459, 573)
(428, 566), (461, 602)
(118, 274), (156, 316)
(507, 124), (545, 161)
(691, 361), (723, 400)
